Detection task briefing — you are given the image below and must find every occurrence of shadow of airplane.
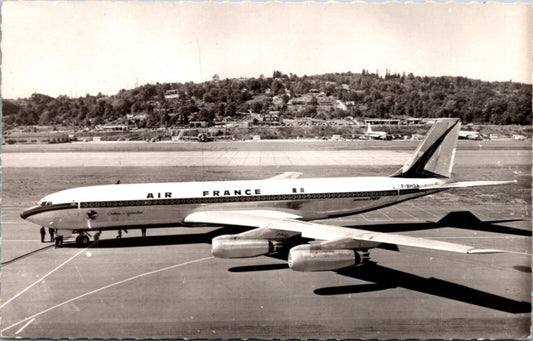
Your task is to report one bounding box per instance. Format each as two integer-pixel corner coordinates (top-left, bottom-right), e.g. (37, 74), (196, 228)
(60, 211), (527, 249)
(40, 210), (529, 314)
(312, 263), (531, 314)
(346, 211), (530, 236)
(61, 226), (251, 248)
(228, 263), (289, 272)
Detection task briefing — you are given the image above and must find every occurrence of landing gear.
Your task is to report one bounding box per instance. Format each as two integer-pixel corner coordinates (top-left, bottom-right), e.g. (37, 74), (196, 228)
(54, 236), (63, 248)
(361, 250), (371, 264)
(76, 233), (90, 247)
(116, 229), (128, 239)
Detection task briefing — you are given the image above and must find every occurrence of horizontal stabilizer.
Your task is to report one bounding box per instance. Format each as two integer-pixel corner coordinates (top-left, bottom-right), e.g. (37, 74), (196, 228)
(267, 172), (303, 180)
(467, 248), (509, 254)
(425, 180), (516, 190)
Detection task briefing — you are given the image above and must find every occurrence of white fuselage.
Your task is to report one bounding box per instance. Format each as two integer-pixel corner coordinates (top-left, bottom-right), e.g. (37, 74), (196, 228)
(22, 176), (445, 232)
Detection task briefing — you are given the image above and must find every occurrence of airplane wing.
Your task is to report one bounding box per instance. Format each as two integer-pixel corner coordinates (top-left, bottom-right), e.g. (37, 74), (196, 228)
(267, 172), (303, 180)
(184, 210), (505, 254)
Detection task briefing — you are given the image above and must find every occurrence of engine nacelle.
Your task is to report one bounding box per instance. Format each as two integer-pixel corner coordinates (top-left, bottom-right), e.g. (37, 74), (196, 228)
(212, 235), (281, 258)
(288, 246), (364, 272)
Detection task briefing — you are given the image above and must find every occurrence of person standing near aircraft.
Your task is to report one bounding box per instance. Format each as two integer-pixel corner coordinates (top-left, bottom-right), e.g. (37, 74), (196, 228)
(40, 226), (46, 243)
(48, 227), (55, 242)
(94, 230), (101, 245)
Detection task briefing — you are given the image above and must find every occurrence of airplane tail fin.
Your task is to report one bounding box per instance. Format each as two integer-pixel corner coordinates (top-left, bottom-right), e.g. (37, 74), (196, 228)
(391, 118), (461, 178)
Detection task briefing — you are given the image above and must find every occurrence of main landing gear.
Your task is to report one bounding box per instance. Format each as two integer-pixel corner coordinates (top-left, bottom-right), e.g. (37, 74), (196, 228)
(75, 233), (91, 247)
(53, 231), (96, 248)
(54, 236), (64, 248)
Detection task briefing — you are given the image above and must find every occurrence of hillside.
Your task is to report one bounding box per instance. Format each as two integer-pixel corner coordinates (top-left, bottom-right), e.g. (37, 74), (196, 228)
(2, 71), (531, 129)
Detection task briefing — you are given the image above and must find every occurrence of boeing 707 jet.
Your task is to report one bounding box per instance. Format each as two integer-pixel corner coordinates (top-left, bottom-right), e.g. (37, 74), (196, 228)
(21, 118), (514, 271)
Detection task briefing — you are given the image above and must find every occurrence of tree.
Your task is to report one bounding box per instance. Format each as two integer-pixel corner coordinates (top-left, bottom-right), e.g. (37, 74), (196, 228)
(199, 107), (215, 122)
(224, 102), (237, 116)
(2, 100), (19, 117)
(271, 79), (283, 95)
(273, 70), (283, 78)
(251, 101), (262, 113)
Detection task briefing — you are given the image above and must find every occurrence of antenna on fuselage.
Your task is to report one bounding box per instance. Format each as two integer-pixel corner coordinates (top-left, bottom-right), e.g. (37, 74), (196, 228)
(116, 180), (121, 184)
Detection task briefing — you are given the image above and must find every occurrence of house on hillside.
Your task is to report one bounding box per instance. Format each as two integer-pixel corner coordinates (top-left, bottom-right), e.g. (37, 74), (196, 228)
(364, 118), (423, 126)
(263, 111), (282, 125)
(190, 121), (208, 128)
(164, 89), (180, 100)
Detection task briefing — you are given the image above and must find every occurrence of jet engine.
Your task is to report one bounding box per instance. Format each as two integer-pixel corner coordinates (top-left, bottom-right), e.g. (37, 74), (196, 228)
(288, 244), (365, 272)
(212, 235), (282, 258)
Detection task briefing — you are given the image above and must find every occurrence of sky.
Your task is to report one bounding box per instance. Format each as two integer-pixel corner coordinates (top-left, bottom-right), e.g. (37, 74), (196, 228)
(2, 2), (531, 99)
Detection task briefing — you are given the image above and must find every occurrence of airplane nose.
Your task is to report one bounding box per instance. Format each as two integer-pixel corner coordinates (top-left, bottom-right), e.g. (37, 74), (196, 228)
(21, 208), (31, 220)
(20, 206), (40, 220)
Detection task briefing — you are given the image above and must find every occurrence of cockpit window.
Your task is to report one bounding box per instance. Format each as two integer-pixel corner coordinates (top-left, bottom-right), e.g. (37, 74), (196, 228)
(39, 201), (52, 206)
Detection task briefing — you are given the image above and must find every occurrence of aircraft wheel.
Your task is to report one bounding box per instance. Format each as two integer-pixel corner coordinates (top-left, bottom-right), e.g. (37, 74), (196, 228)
(81, 235), (90, 246)
(76, 234), (90, 247)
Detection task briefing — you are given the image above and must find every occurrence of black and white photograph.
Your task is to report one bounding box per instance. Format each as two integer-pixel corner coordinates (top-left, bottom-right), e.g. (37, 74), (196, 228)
(1, 2), (531, 339)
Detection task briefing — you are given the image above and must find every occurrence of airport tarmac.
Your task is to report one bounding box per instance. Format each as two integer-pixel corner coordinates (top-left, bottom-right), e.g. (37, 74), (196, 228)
(1, 142), (531, 339)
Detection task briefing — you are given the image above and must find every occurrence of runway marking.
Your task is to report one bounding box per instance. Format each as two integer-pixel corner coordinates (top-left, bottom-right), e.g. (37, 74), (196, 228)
(15, 318), (34, 335)
(1, 256), (213, 334)
(396, 207), (418, 220)
(359, 214), (370, 222)
(0, 246), (90, 310)
(375, 210), (393, 221)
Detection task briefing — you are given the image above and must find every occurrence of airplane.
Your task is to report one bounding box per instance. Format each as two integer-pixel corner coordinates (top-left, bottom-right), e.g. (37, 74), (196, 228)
(20, 118), (516, 272)
(458, 130), (482, 140)
(180, 132), (233, 143)
(179, 132), (214, 142)
(362, 123), (389, 140)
